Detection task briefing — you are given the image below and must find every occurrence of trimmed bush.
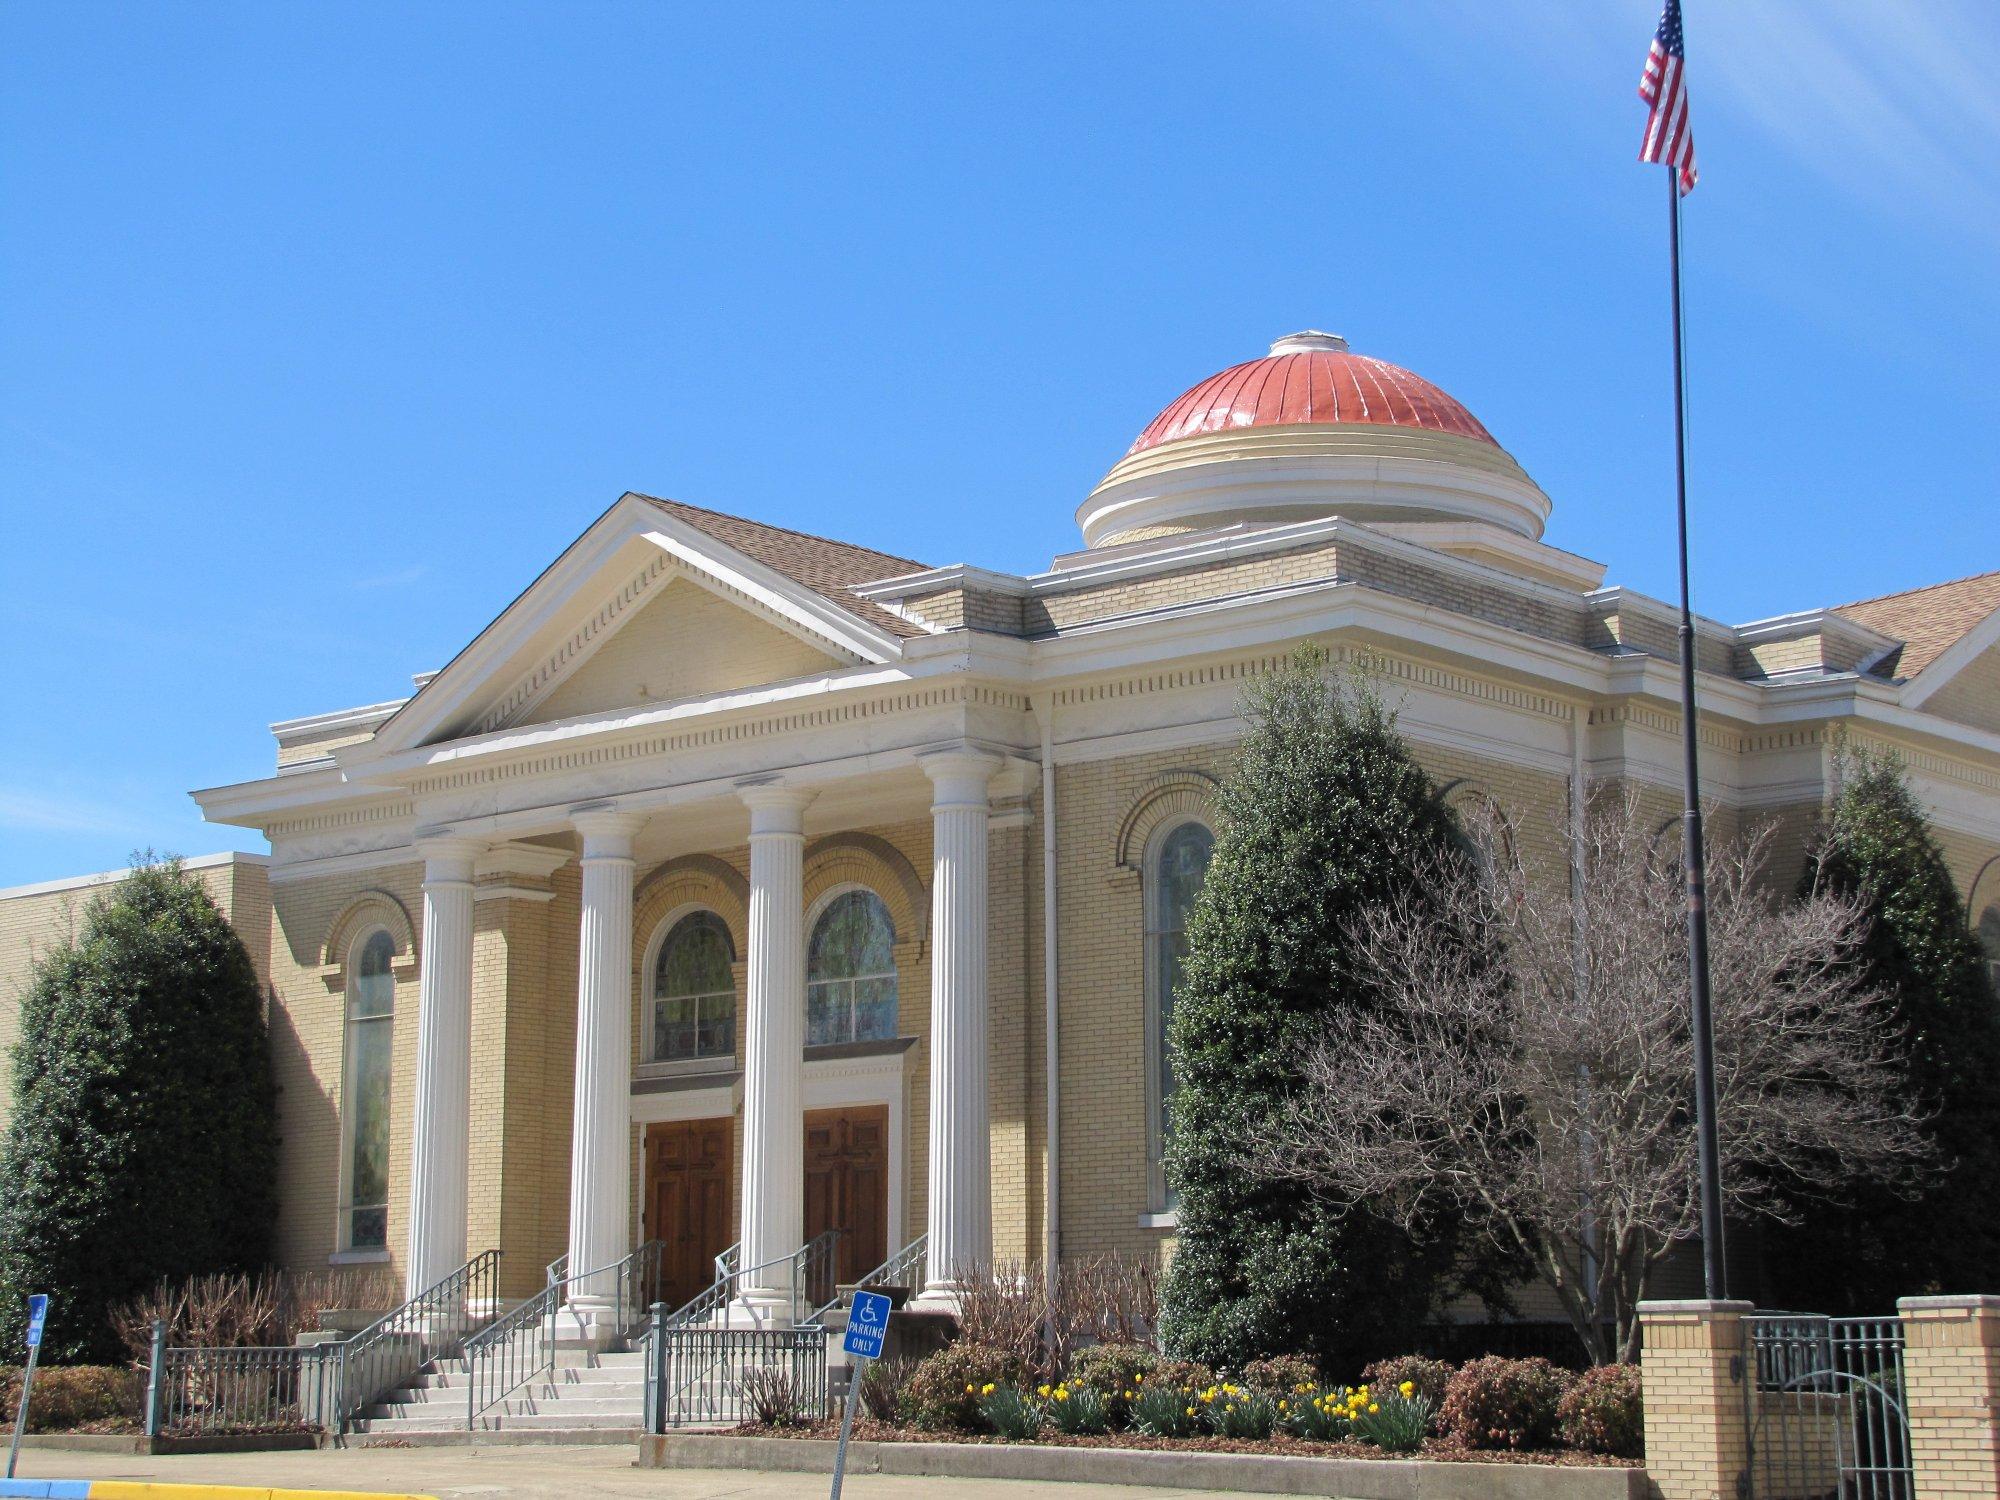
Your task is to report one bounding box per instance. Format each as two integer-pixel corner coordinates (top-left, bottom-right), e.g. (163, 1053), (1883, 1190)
(1152, 1357), (1218, 1393)
(901, 1343), (1026, 1432)
(1160, 651), (1485, 1372)
(1438, 1355), (1574, 1451)
(1239, 1353), (1318, 1392)
(1558, 1363), (1644, 1458)
(0, 1365), (141, 1433)
(1360, 1354), (1454, 1408)
(1768, 749), (2000, 1310)
(1067, 1340), (1158, 1394)
(0, 858), (278, 1362)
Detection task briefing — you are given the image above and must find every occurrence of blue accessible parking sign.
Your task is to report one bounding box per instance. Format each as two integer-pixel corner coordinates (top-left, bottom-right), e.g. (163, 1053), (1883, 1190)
(22, 1296), (46, 1350)
(843, 1289), (891, 1361)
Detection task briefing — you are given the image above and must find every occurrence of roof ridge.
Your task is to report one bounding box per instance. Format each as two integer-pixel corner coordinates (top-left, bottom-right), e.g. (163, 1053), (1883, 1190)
(633, 492), (925, 574)
(1834, 568), (2000, 612)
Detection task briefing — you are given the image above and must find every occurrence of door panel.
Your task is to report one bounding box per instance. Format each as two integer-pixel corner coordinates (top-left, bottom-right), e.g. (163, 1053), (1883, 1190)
(803, 1105), (891, 1291)
(643, 1117), (732, 1310)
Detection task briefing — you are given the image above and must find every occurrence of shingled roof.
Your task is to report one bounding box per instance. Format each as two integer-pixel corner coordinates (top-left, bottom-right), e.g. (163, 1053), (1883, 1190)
(1835, 570), (2000, 680)
(635, 494), (930, 641)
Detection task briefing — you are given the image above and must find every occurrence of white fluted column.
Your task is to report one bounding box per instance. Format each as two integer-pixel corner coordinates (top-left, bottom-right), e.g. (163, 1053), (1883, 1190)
(564, 807), (644, 1332)
(406, 833), (484, 1296)
(919, 748), (1001, 1303)
(737, 784), (813, 1325)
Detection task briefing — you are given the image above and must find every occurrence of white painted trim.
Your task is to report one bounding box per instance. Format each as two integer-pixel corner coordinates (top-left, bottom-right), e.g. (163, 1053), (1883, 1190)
(0, 851), (269, 904)
(1902, 602), (2000, 709)
(267, 846), (422, 885)
(270, 700), (409, 738)
(1136, 1210), (1179, 1231)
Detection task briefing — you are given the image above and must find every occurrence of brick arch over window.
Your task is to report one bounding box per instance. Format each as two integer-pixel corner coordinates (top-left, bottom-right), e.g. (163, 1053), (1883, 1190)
(1967, 854), (2000, 927)
(320, 891), (418, 973)
(1114, 771), (1221, 873)
(802, 833), (927, 950)
(632, 854), (751, 968)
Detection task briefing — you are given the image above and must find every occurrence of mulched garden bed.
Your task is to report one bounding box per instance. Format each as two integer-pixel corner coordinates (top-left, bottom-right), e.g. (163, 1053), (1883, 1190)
(733, 1418), (1639, 1467)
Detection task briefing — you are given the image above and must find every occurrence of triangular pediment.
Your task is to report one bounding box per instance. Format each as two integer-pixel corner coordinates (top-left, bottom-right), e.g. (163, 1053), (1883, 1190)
(1916, 638), (2000, 736)
(516, 575), (843, 728)
(355, 495), (908, 758)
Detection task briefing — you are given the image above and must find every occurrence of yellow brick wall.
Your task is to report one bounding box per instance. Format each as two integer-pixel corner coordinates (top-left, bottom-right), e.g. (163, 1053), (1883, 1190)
(1900, 1296), (2000, 1500)
(1639, 1300), (1753, 1500)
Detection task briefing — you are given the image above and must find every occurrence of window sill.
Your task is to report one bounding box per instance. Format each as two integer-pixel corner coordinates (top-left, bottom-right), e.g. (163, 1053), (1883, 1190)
(1137, 1210), (1179, 1231)
(330, 1248), (392, 1266)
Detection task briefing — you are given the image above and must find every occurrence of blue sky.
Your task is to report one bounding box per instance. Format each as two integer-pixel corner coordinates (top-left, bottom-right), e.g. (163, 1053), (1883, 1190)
(3, 1), (1996, 885)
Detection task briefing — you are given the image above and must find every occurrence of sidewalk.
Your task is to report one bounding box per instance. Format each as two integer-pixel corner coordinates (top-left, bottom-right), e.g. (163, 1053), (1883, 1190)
(4, 1444), (1220, 1499)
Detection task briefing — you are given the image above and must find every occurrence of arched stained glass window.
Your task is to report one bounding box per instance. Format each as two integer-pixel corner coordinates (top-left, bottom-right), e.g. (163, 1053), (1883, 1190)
(341, 928), (395, 1251)
(806, 890), (898, 1046)
(1146, 820), (1213, 1206)
(652, 910), (737, 1063)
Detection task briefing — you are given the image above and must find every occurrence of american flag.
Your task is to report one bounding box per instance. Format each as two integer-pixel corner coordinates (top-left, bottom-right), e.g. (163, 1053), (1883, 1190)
(1639, 0), (1698, 194)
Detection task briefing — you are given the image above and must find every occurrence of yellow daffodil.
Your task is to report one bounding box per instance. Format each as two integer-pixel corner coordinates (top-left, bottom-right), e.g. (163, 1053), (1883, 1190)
(981, 1383), (995, 1396)
(964, 1383), (975, 1393)
(1400, 1381), (1416, 1397)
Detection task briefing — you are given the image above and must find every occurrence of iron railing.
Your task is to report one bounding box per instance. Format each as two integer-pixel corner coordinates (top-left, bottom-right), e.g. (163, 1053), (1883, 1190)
(646, 1323), (828, 1431)
(807, 1232), (926, 1326)
(1745, 1312), (1911, 1500)
(335, 1249), (501, 1433)
(463, 1239), (664, 1429)
(640, 1231), (841, 1430)
(151, 1344), (334, 1436)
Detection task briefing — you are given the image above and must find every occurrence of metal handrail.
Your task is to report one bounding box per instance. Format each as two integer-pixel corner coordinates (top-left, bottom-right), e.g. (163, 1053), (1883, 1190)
(463, 1239), (663, 1429)
(641, 1231), (842, 1431)
(807, 1232), (926, 1326)
(334, 1249), (501, 1433)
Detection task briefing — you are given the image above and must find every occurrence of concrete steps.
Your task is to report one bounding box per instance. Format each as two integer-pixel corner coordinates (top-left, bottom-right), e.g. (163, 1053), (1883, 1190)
(351, 1346), (652, 1439)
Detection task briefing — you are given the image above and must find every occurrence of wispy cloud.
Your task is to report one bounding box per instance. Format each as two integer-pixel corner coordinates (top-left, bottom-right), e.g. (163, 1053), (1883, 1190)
(0, 788), (153, 837)
(353, 565), (428, 591)
(1380, 0), (2000, 245)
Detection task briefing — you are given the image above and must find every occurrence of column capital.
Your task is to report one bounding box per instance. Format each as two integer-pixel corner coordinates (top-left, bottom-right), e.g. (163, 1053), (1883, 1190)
(569, 804), (645, 859)
(414, 829), (487, 884)
(920, 746), (1003, 805)
(737, 780), (814, 835)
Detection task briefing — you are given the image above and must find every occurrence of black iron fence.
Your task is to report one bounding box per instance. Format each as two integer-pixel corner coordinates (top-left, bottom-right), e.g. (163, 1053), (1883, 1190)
(149, 1343), (333, 1436)
(645, 1322), (828, 1431)
(1744, 1312), (1911, 1500)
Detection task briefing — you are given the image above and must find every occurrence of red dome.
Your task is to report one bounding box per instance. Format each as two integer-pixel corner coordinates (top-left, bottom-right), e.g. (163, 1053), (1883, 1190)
(1128, 332), (1496, 457)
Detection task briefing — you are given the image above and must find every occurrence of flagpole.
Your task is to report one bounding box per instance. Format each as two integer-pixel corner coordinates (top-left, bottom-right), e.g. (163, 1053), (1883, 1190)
(1667, 166), (1728, 1301)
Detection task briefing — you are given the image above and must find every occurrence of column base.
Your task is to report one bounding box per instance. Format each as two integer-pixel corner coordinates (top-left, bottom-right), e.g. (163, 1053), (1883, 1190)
(722, 1289), (797, 1331)
(907, 1282), (967, 1318)
(553, 1294), (630, 1349)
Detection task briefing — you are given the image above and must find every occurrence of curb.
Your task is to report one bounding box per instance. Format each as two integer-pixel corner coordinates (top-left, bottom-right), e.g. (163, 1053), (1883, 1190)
(0, 1483), (438, 1500)
(639, 1432), (1651, 1499)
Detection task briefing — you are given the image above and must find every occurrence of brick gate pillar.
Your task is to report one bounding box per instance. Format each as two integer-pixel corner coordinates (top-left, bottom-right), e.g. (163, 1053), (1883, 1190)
(1900, 1295), (2000, 1500)
(1640, 1299), (1754, 1500)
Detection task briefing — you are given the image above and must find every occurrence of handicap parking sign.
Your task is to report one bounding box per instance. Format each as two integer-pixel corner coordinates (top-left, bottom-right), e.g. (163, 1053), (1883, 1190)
(843, 1290), (892, 1361)
(23, 1296), (47, 1350)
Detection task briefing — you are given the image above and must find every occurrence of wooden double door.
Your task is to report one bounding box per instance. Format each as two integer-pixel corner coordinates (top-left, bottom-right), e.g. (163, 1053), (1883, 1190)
(642, 1105), (889, 1310)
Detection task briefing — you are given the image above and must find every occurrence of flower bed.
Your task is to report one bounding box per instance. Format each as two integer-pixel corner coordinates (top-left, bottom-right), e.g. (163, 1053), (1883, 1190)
(818, 1343), (1643, 1466)
(733, 1416), (1639, 1466)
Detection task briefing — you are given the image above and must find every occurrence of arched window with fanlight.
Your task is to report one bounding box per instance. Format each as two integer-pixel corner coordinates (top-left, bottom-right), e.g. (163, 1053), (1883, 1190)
(1145, 818), (1214, 1208)
(650, 910), (737, 1063)
(806, 889), (898, 1046)
(1980, 906), (2000, 997)
(340, 928), (396, 1252)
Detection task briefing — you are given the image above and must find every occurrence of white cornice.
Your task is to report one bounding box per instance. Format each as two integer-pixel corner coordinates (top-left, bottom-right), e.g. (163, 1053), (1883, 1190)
(269, 700), (408, 738)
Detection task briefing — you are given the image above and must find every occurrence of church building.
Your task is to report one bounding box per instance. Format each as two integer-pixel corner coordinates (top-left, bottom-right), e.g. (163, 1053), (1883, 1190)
(5, 330), (1999, 1327)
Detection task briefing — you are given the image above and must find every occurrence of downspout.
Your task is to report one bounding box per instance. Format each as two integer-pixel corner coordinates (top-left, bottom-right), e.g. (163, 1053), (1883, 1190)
(1037, 694), (1062, 1298)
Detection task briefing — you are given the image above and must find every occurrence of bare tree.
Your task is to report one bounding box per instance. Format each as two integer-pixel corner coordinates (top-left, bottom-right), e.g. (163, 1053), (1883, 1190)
(1247, 789), (1926, 1363)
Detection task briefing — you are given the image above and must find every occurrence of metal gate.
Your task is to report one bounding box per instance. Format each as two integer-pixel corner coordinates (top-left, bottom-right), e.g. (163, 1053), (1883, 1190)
(1744, 1313), (1911, 1500)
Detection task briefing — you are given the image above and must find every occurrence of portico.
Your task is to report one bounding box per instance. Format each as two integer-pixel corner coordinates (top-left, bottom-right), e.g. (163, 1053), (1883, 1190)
(391, 730), (1013, 1327)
